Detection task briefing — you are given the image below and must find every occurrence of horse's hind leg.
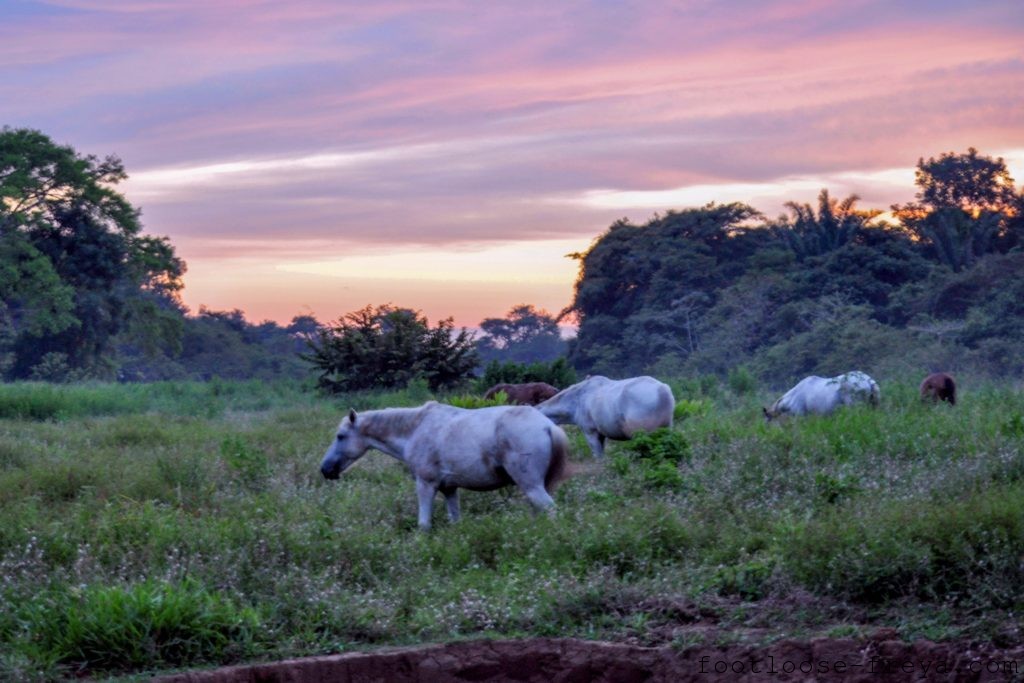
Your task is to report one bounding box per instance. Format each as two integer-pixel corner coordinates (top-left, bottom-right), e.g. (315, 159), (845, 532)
(522, 485), (556, 515)
(441, 486), (461, 523)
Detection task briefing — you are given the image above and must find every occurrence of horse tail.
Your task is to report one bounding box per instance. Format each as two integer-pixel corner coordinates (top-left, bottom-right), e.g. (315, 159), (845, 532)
(944, 376), (957, 406)
(545, 425), (570, 492)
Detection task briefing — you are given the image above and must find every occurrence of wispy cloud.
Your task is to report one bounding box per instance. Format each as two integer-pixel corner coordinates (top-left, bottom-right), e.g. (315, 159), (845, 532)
(2, 0), (1023, 323)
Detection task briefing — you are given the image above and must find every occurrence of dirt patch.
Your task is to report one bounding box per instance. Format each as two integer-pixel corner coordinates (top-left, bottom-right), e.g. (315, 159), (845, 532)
(156, 635), (1024, 682)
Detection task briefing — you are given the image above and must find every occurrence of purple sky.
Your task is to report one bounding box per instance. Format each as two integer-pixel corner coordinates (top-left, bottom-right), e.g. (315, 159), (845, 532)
(3, 0), (1023, 325)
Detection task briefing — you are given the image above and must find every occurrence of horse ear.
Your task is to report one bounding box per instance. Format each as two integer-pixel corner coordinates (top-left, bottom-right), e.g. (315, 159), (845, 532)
(348, 408), (357, 424)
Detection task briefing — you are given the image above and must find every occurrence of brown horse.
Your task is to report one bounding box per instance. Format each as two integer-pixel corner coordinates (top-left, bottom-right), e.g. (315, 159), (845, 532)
(484, 382), (560, 406)
(920, 372), (956, 406)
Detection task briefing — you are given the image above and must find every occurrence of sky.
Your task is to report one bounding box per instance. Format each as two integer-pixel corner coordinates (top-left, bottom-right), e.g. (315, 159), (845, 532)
(2, 0), (1023, 328)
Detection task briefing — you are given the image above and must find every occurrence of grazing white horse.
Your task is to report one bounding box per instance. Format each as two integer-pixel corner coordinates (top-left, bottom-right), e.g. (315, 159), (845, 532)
(319, 402), (568, 530)
(536, 375), (675, 457)
(763, 371), (880, 422)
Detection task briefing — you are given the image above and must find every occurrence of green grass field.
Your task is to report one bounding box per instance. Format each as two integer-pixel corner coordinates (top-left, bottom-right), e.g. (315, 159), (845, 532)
(1, 378), (1023, 680)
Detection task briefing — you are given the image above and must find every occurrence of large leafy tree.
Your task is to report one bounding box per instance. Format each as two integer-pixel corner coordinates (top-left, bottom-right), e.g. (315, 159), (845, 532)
(0, 127), (185, 378)
(894, 148), (1020, 272)
(303, 304), (478, 392)
(912, 147), (1017, 213)
(565, 202), (766, 373)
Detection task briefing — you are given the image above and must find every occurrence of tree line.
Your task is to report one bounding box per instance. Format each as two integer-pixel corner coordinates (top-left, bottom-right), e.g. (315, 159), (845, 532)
(3, 126), (1021, 387)
(564, 148), (1024, 383)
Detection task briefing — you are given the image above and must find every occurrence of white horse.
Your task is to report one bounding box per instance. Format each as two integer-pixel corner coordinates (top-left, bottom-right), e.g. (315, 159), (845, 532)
(763, 371), (880, 422)
(319, 402), (569, 530)
(536, 375), (675, 457)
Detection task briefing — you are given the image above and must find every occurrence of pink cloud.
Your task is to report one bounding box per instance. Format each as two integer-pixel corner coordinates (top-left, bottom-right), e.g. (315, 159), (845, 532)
(3, 0), (1023, 323)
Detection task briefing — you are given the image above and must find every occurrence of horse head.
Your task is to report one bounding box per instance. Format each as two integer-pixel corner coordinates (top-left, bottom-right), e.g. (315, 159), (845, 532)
(320, 408), (371, 479)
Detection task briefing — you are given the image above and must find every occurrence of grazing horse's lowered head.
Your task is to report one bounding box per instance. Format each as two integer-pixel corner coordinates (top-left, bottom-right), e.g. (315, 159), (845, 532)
(483, 382), (560, 406)
(920, 372), (956, 406)
(536, 375), (674, 457)
(319, 402), (569, 530)
(764, 371), (880, 422)
(320, 408), (376, 480)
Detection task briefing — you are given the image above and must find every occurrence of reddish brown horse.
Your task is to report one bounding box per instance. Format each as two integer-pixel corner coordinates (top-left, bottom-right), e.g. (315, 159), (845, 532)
(484, 382), (560, 406)
(920, 372), (956, 406)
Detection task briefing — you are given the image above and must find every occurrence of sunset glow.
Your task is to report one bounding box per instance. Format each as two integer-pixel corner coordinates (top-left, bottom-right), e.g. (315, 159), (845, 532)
(3, 0), (1022, 327)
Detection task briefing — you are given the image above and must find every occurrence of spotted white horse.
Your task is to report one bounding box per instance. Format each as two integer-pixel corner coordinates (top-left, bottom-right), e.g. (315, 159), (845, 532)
(320, 402), (569, 530)
(763, 371), (880, 422)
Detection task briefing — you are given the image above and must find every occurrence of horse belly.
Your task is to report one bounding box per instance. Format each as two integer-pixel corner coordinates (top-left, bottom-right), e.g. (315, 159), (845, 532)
(589, 399), (631, 439)
(433, 451), (510, 491)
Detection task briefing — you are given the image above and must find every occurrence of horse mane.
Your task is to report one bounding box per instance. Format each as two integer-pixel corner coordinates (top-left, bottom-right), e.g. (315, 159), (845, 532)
(359, 405), (432, 440)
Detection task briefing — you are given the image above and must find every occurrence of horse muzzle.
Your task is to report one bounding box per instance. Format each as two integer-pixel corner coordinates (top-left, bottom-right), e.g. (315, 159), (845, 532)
(321, 463), (341, 480)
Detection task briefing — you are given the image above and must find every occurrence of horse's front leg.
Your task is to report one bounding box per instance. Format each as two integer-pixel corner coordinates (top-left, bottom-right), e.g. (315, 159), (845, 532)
(415, 479), (437, 531)
(584, 429), (605, 458)
(441, 486), (461, 523)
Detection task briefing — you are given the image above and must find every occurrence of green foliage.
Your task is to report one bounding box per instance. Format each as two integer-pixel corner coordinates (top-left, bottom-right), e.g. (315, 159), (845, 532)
(783, 484), (1024, 605)
(625, 428), (690, 464)
(1000, 413), (1024, 438)
(813, 472), (861, 505)
(773, 189), (878, 260)
(444, 391), (509, 409)
(0, 380), (310, 420)
(220, 435), (270, 485)
(2, 378), (1024, 677)
(566, 203), (766, 374)
(563, 147), (1022, 381)
(0, 127), (185, 380)
(709, 557), (775, 600)
(726, 365), (757, 395)
(15, 580), (260, 675)
(477, 357), (577, 390)
(912, 147), (1017, 214)
(611, 428), (690, 489)
(133, 307), (315, 382)
(304, 304), (478, 393)
(673, 398), (710, 421)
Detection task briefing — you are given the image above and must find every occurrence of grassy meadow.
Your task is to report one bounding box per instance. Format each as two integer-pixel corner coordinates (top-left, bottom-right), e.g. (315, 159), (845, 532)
(1, 376), (1023, 680)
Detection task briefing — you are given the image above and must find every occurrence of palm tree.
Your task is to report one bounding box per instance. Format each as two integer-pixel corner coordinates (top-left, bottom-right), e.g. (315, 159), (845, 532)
(776, 189), (879, 260)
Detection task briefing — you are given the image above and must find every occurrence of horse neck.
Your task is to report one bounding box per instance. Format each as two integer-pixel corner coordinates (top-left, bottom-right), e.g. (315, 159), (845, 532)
(540, 391), (579, 422)
(360, 407), (427, 461)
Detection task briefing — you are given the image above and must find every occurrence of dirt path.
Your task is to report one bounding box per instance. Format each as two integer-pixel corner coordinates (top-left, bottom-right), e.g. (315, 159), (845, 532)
(156, 635), (1023, 682)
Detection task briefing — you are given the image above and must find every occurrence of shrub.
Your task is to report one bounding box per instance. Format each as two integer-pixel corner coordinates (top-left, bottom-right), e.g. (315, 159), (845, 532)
(304, 305), (478, 393)
(444, 392), (510, 409)
(674, 398), (710, 421)
(611, 428), (690, 489)
(626, 428), (690, 464)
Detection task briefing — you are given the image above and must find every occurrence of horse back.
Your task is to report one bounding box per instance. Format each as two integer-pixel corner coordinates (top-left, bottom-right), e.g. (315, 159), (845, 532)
(779, 376), (829, 415)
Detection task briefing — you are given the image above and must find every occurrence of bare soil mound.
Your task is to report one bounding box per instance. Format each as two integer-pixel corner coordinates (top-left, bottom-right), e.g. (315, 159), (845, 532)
(156, 635), (1023, 682)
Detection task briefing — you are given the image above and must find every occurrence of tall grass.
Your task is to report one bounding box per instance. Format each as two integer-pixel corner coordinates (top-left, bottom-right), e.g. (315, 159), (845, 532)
(1, 376), (1022, 679)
